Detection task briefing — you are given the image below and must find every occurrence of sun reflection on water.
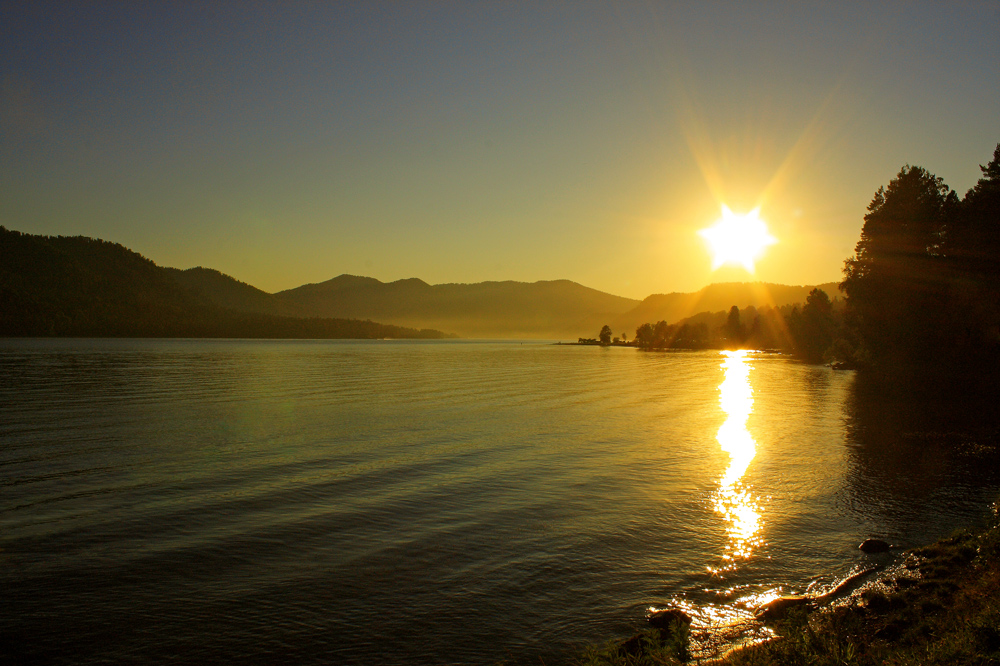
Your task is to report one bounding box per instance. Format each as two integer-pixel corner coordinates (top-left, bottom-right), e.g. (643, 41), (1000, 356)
(711, 350), (764, 572)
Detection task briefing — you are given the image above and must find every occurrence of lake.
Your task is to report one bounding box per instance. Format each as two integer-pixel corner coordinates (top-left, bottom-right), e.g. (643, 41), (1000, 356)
(2, 339), (999, 664)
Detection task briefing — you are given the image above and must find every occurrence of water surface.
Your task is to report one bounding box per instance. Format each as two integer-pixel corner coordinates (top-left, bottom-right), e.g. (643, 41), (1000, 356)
(2, 339), (998, 664)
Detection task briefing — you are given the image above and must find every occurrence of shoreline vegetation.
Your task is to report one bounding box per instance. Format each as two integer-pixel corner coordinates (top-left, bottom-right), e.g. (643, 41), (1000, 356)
(580, 500), (1000, 665)
(573, 287), (879, 371)
(573, 289), (853, 368)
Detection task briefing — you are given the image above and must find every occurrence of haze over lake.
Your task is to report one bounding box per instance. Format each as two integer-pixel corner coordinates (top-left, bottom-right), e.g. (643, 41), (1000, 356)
(4, 339), (999, 665)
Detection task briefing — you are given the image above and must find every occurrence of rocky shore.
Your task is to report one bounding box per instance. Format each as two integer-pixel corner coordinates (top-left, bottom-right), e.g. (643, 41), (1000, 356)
(581, 502), (1000, 665)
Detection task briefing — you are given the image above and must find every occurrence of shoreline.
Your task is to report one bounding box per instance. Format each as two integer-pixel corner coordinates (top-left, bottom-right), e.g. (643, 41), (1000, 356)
(558, 340), (787, 354)
(582, 501), (1000, 664)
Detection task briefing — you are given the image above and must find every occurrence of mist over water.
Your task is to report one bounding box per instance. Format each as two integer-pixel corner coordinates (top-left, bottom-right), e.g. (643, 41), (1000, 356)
(2, 339), (999, 665)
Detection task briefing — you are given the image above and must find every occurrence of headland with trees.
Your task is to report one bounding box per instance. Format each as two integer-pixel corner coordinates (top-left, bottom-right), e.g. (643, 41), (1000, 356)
(588, 143), (1000, 382)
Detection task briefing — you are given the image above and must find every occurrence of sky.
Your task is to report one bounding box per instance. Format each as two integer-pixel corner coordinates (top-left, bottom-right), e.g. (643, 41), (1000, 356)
(2, 1), (998, 299)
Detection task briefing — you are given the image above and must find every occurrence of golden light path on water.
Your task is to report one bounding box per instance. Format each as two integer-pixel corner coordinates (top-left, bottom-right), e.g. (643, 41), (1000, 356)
(654, 350), (776, 661)
(711, 350), (764, 572)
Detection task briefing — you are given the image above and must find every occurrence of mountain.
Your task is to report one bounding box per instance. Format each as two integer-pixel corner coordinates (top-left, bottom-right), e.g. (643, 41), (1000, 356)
(271, 276), (641, 339)
(1, 228), (212, 336)
(163, 266), (298, 316)
(184, 272), (840, 339)
(1, 225), (843, 340)
(0, 227), (450, 339)
(610, 281), (841, 334)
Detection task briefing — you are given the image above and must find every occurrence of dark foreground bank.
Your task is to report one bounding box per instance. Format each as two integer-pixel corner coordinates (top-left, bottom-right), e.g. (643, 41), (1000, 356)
(581, 500), (1000, 665)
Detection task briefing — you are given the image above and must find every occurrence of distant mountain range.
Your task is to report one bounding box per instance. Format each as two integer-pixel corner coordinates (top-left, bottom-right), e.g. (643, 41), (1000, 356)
(0, 227), (450, 339)
(168, 268), (839, 339)
(179, 271), (640, 339)
(1, 226), (840, 339)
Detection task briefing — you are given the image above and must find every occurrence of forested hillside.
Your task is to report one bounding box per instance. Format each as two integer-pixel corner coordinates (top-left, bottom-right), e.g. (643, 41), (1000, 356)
(0, 228), (450, 339)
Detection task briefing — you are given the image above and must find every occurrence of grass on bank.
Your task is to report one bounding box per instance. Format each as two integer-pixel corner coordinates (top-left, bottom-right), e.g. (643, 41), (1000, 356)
(580, 503), (1000, 666)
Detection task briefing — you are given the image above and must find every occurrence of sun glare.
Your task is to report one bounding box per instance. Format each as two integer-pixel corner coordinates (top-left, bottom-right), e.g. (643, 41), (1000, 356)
(710, 350), (764, 572)
(699, 206), (778, 272)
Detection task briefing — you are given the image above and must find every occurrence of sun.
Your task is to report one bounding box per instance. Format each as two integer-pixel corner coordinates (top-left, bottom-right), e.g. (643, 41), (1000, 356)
(699, 206), (778, 272)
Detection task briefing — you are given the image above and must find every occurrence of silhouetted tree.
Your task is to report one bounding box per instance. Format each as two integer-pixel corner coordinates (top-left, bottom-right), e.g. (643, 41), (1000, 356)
(945, 144), (1000, 359)
(841, 165), (957, 368)
(692, 322), (709, 346)
(724, 306), (742, 346)
(790, 288), (837, 362)
(652, 320), (670, 347)
(837, 144), (1000, 377)
(599, 324), (613, 345)
(635, 323), (654, 348)
(951, 144), (1000, 279)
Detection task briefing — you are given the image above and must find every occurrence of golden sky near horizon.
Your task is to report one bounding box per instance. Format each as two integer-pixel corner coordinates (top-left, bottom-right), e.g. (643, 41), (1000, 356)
(2, 2), (997, 298)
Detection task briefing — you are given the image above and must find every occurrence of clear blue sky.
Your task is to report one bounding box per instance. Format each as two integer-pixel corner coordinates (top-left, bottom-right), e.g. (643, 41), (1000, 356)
(2, 1), (998, 298)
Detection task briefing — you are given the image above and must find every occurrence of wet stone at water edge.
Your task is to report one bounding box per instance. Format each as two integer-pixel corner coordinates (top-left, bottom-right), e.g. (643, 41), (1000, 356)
(860, 538), (892, 554)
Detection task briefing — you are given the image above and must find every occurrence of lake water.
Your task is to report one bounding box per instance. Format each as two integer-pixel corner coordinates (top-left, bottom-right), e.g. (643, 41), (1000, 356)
(3, 339), (999, 664)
